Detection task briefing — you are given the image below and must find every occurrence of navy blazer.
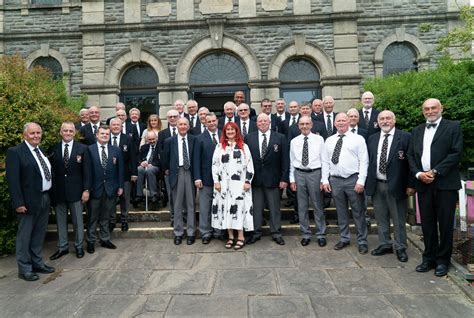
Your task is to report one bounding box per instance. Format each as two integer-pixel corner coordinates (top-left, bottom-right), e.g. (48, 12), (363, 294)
(138, 143), (161, 167)
(110, 133), (138, 181)
(157, 127), (174, 154)
(351, 127), (369, 142)
(287, 119), (328, 141)
(193, 130), (221, 186)
(162, 134), (196, 189)
(272, 112), (290, 133)
(358, 108), (381, 136)
(366, 129), (413, 199)
(278, 115), (299, 137)
(6, 142), (50, 211)
(316, 112), (338, 137)
(311, 112), (324, 122)
(245, 131), (289, 187)
(79, 122), (101, 146)
(87, 143), (124, 199)
(218, 116), (240, 130)
(407, 119), (463, 192)
(239, 119), (258, 137)
(190, 124), (206, 135)
(49, 141), (91, 204)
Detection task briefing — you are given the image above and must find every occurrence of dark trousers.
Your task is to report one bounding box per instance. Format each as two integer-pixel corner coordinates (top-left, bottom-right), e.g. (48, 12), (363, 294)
(87, 193), (116, 244)
(418, 188), (457, 265)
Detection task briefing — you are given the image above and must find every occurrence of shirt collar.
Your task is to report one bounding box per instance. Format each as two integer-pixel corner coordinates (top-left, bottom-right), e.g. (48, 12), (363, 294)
(426, 117), (442, 125)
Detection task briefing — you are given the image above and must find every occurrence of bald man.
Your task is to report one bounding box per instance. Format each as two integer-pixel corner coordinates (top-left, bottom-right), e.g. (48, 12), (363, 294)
(358, 91), (380, 136)
(80, 105), (101, 145)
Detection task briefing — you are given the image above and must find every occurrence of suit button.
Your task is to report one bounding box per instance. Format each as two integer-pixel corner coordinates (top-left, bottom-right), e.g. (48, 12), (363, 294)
(64, 174), (67, 177)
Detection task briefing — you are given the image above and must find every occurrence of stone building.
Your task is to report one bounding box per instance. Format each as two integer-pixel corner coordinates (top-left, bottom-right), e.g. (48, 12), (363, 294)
(0, 0), (468, 120)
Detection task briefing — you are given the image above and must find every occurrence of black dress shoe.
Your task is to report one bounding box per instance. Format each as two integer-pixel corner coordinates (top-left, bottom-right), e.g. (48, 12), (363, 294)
(435, 264), (449, 277)
(121, 222), (129, 232)
(317, 238), (327, 247)
(273, 237), (285, 245)
(202, 237), (211, 244)
(416, 262), (436, 273)
(187, 236), (196, 245)
(358, 244), (369, 254)
(76, 248), (85, 258)
(87, 242), (95, 254)
(174, 236), (183, 245)
(18, 272), (39, 281)
(245, 236), (260, 245)
(371, 245), (394, 256)
(396, 249), (408, 262)
(49, 249), (69, 260)
(301, 238), (310, 246)
(32, 264), (55, 274)
(334, 241), (350, 250)
(100, 240), (117, 249)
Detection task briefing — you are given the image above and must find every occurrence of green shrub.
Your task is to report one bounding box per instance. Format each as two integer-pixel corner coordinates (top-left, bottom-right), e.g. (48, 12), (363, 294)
(364, 57), (474, 171)
(0, 54), (84, 256)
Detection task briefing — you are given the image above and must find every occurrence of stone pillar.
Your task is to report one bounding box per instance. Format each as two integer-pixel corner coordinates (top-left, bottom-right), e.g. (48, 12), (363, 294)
(0, 0), (4, 56)
(124, 0), (141, 23)
(330, 0), (361, 111)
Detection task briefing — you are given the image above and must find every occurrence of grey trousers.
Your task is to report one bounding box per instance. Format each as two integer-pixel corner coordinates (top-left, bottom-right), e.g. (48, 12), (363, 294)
(252, 186), (282, 239)
(172, 168), (195, 237)
(55, 200), (84, 250)
(87, 193), (115, 244)
(198, 185), (214, 239)
(372, 181), (408, 250)
(165, 175), (174, 222)
(330, 174), (368, 246)
(16, 192), (50, 274)
(137, 166), (159, 197)
(295, 169), (326, 239)
(116, 181), (131, 222)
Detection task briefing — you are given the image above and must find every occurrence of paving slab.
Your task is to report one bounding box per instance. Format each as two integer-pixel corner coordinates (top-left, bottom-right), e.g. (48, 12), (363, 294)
(141, 270), (214, 294)
(57, 251), (126, 270)
(192, 252), (246, 270)
(327, 268), (404, 295)
(143, 295), (172, 312)
(74, 294), (147, 317)
(310, 295), (401, 318)
(382, 267), (460, 294)
(1, 294), (87, 318)
(385, 294), (474, 318)
(120, 253), (195, 270)
(249, 295), (316, 318)
(0, 271), (42, 295)
(244, 236), (300, 250)
(79, 269), (152, 295)
(246, 249), (295, 268)
(292, 249), (358, 269)
(214, 269), (277, 295)
(36, 269), (93, 294)
(347, 246), (421, 269)
(276, 269), (338, 296)
(166, 295), (247, 318)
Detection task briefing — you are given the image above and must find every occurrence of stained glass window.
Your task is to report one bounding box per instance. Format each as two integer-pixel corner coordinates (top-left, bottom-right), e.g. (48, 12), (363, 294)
(279, 58), (320, 82)
(121, 64), (159, 89)
(31, 57), (63, 80)
(189, 52), (248, 85)
(383, 42), (418, 76)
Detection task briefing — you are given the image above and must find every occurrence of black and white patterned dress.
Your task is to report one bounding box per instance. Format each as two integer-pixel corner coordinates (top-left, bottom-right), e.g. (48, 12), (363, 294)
(211, 143), (254, 231)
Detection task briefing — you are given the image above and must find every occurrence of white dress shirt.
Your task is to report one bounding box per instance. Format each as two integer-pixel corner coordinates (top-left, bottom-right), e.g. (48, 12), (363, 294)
(289, 133), (325, 183)
(258, 130), (271, 156)
(289, 114), (299, 126)
(147, 143), (156, 162)
(277, 112), (286, 122)
(26, 141), (52, 192)
(321, 131), (369, 186)
(97, 142), (109, 163)
(62, 140), (73, 160)
(111, 133), (121, 147)
(131, 121), (141, 136)
(240, 119), (250, 134)
(362, 108), (372, 121)
(323, 112), (335, 127)
(350, 126), (359, 134)
(178, 134), (190, 166)
(376, 127), (395, 180)
(421, 117), (442, 172)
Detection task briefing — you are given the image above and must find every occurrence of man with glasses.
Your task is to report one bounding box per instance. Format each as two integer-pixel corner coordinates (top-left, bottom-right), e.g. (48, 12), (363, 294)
(237, 103), (257, 137)
(260, 98), (278, 131)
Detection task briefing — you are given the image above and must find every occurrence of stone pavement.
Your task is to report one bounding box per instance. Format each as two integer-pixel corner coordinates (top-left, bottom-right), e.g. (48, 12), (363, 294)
(0, 235), (473, 317)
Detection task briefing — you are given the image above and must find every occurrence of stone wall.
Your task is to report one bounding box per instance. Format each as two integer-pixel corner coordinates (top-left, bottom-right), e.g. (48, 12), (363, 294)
(356, 0), (447, 15)
(4, 7), (81, 33)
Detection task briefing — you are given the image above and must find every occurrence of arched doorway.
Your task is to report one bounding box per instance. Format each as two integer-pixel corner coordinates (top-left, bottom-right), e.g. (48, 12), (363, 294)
(189, 52), (249, 115)
(279, 58), (321, 105)
(119, 63), (159, 122)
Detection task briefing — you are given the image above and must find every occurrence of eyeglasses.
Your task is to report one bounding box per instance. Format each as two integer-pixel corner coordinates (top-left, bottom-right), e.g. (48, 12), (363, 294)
(238, 109), (249, 112)
(168, 115), (178, 118)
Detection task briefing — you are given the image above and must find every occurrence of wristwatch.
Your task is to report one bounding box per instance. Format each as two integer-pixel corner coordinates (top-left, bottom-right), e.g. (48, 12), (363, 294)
(432, 169), (439, 176)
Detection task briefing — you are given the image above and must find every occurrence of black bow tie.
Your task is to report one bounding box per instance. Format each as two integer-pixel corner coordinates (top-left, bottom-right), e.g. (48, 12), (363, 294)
(426, 123), (437, 129)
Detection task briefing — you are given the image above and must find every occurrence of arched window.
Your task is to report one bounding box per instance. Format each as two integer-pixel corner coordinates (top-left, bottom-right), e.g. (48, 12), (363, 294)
(383, 42), (418, 76)
(189, 52), (249, 114)
(119, 63), (159, 121)
(279, 58), (321, 105)
(31, 57), (63, 80)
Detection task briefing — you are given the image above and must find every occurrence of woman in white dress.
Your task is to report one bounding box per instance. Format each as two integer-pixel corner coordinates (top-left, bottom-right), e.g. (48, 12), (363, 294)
(212, 122), (254, 250)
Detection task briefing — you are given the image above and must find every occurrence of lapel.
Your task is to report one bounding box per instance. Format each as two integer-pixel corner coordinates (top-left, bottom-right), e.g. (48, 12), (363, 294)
(431, 118), (447, 145)
(22, 142), (42, 176)
(90, 144), (100, 167)
(68, 142), (78, 169)
(263, 131), (275, 159)
(387, 130), (399, 164)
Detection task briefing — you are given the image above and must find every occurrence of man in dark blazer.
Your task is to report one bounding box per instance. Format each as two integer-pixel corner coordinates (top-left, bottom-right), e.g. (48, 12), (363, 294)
(129, 107), (147, 148)
(86, 125), (124, 253)
(358, 91), (380, 136)
(237, 103), (258, 137)
(116, 109), (139, 145)
(245, 113), (289, 245)
(318, 96), (337, 138)
(106, 102), (126, 125)
(260, 98), (279, 131)
(193, 113), (221, 244)
(366, 111), (414, 263)
(49, 122), (91, 260)
(75, 108), (90, 130)
(109, 118), (138, 232)
(80, 105), (101, 145)
(186, 99), (200, 129)
(136, 131), (161, 205)
(348, 108), (369, 141)
(190, 107), (209, 135)
(163, 117), (197, 245)
(278, 100), (300, 137)
(174, 99), (188, 119)
(6, 122), (55, 281)
(407, 98), (463, 277)
(234, 90), (256, 120)
(311, 98), (324, 122)
(288, 104), (327, 141)
(272, 98), (290, 133)
(218, 101), (240, 130)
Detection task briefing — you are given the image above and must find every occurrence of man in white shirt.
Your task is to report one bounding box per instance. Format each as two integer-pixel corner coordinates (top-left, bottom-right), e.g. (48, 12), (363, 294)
(321, 96), (337, 137)
(187, 99), (199, 129)
(322, 113), (369, 254)
(289, 116), (326, 247)
(237, 103), (256, 137)
(358, 91), (380, 136)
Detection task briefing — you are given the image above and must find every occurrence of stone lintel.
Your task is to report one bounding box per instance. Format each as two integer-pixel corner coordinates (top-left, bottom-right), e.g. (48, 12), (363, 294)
(294, 34), (306, 56)
(239, 0), (256, 18)
(332, 0), (356, 13)
(261, 0), (286, 11)
(334, 34), (358, 49)
(146, 3), (172, 17)
(334, 48), (359, 63)
(335, 62), (359, 76)
(83, 32), (105, 46)
(124, 0), (141, 24)
(177, 0), (194, 21)
(199, 0), (233, 14)
(208, 19), (225, 49)
(130, 40), (142, 62)
(333, 20), (357, 35)
(293, 0), (311, 15)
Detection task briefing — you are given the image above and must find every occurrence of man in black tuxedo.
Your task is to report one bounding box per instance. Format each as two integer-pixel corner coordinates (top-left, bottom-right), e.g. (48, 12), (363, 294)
(234, 90), (256, 120)
(80, 105), (101, 145)
(237, 103), (257, 137)
(358, 91), (380, 136)
(347, 108), (368, 141)
(279, 100), (300, 137)
(86, 125), (124, 253)
(245, 113), (289, 245)
(193, 113), (221, 244)
(260, 98), (279, 131)
(319, 96), (337, 138)
(366, 111), (414, 263)
(136, 131), (161, 205)
(218, 101), (240, 130)
(190, 107), (209, 135)
(49, 122), (91, 260)
(163, 118), (197, 245)
(109, 118), (138, 231)
(129, 107), (146, 148)
(311, 99), (324, 122)
(408, 98), (463, 277)
(75, 108), (89, 130)
(6, 122), (55, 281)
